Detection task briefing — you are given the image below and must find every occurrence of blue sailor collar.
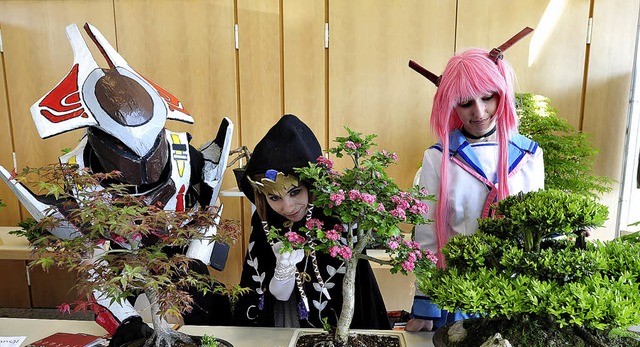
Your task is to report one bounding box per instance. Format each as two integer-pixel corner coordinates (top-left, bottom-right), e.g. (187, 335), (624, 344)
(430, 128), (539, 181)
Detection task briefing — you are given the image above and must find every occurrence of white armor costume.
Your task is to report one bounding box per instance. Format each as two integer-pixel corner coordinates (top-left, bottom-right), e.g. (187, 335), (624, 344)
(0, 23), (234, 341)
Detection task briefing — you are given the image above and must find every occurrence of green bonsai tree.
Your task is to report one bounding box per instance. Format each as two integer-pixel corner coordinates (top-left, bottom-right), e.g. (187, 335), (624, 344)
(417, 189), (640, 346)
(9, 164), (246, 347)
(516, 93), (614, 198)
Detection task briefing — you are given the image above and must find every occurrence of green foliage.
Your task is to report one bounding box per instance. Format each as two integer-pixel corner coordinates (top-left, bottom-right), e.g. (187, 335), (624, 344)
(10, 164), (243, 324)
(479, 189), (608, 252)
(416, 189), (640, 345)
(200, 335), (219, 347)
(9, 217), (51, 243)
(516, 93), (614, 198)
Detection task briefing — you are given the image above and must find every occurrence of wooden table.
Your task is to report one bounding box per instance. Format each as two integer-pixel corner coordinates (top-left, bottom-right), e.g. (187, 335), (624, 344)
(0, 318), (435, 347)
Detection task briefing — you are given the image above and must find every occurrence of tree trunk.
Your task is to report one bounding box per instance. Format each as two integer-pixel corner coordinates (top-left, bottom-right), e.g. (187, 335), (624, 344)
(335, 257), (358, 345)
(145, 288), (193, 347)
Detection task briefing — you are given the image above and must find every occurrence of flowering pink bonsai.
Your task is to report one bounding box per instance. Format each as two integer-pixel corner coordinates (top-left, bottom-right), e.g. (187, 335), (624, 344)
(268, 128), (437, 344)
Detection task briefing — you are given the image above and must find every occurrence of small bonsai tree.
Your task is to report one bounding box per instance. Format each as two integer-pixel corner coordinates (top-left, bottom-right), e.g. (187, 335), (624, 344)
(418, 189), (640, 346)
(516, 93), (614, 198)
(10, 164), (244, 347)
(269, 128), (438, 345)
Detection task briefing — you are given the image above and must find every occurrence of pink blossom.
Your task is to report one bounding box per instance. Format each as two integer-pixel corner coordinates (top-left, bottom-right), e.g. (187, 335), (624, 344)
(387, 240), (400, 250)
(409, 201), (429, 215)
(391, 208), (406, 221)
(339, 246), (353, 260)
(305, 218), (324, 230)
(401, 260), (415, 272)
(407, 252), (417, 262)
(328, 245), (341, 257)
(348, 189), (362, 201)
(420, 188), (429, 196)
(345, 141), (358, 150)
(285, 231), (306, 244)
(316, 156), (334, 169)
(325, 229), (340, 241)
(330, 190), (345, 206)
(424, 250), (438, 264)
(334, 224), (346, 233)
(376, 203), (386, 212)
(361, 193), (376, 204)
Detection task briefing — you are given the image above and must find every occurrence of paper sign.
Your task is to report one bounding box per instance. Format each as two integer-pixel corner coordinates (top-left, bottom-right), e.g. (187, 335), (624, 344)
(0, 336), (26, 347)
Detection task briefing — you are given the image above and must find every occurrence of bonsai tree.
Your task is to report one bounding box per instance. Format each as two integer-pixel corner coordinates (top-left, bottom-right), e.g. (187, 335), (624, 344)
(270, 128), (438, 345)
(10, 164), (244, 347)
(516, 92), (614, 198)
(417, 189), (640, 346)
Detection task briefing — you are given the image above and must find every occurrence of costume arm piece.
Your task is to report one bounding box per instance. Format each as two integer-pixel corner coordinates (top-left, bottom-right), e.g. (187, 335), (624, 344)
(0, 166), (81, 239)
(199, 117), (234, 206)
(268, 242), (304, 301)
(185, 117), (234, 265)
(413, 149), (440, 254)
(91, 290), (140, 335)
(532, 147), (545, 190)
(185, 204), (222, 265)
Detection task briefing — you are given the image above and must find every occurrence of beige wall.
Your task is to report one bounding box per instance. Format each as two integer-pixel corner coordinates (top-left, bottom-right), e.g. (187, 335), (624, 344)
(0, 0), (638, 284)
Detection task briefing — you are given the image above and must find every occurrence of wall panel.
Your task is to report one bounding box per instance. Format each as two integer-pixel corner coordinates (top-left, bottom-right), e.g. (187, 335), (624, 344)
(0, 23), (21, 226)
(329, 0), (456, 188)
(283, 0), (327, 148)
(583, 0), (640, 239)
(0, 1), (115, 168)
(457, 0), (590, 130)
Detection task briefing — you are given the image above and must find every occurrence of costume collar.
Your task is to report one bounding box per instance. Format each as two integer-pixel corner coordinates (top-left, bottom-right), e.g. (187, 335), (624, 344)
(431, 129), (539, 181)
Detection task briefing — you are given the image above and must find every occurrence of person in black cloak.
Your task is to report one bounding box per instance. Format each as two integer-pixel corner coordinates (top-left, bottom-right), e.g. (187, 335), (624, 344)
(232, 114), (391, 329)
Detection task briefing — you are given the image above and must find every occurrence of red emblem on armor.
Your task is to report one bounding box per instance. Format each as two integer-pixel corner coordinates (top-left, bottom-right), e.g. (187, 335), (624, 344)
(38, 64), (89, 122)
(176, 185), (186, 212)
(142, 76), (190, 115)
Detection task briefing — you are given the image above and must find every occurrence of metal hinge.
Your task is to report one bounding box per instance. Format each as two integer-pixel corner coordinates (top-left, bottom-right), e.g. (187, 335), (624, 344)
(586, 17), (593, 45)
(235, 24), (239, 50)
(0, 29), (3, 53)
(324, 23), (329, 49)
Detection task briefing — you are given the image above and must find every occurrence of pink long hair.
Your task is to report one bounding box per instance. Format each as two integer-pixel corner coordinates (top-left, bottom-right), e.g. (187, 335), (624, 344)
(431, 48), (518, 266)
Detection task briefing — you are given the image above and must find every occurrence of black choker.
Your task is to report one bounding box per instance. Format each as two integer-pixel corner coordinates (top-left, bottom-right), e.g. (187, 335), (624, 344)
(461, 125), (497, 140)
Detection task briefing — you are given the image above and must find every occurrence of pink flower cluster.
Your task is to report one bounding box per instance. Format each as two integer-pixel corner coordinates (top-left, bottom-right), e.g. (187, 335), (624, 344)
(345, 141), (362, 150)
(381, 149), (398, 162)
(284, 231), (306, 245)
(347, 189), (377, 205)
(386, 236), (438, 273)
(305, 218), (324, 230)
(328, 245), (353, 260)
(316, 156), (334, 169)
(330, 190), (345, 206)
(389, 192), (429, 221)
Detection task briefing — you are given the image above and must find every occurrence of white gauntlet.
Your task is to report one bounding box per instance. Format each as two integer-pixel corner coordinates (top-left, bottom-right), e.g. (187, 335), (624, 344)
(269, 242), (304, 301)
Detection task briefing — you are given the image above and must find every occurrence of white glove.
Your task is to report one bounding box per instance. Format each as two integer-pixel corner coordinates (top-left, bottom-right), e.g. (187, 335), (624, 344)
(269, 242), (304, 301)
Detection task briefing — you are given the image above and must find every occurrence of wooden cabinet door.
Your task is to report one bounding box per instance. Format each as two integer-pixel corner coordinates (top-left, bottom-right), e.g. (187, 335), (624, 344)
(0, 260), (30, 308)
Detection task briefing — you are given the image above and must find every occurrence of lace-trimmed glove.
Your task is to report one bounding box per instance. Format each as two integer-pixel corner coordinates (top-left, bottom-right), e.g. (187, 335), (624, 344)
(108, 316), (154, 347)
(269, 241), (305, 301)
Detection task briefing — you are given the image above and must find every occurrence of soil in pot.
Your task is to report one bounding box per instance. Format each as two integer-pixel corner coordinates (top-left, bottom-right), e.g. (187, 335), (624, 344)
(294, 332), (400, 347)
(432, 317), (640, 347)
(120, 335), (233, 347)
